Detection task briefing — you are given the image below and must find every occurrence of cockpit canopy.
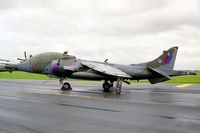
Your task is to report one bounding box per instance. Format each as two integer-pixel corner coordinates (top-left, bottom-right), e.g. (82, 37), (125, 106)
(23, 52), (76, 64)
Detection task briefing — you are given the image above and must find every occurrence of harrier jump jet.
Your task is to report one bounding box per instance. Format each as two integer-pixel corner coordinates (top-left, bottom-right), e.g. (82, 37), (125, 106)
(1, 46), (196, 94)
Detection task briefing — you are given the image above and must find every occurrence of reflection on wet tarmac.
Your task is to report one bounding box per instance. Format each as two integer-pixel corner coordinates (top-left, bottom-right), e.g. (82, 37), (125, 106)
(0, 79), (200, 133)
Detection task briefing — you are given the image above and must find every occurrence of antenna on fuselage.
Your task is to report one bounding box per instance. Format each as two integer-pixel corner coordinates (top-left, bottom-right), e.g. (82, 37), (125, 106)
(24, 51), (27, 60)
(17, 51), (28, 63)
(63, 51), (68, 55)
(104, 59), (108, 63)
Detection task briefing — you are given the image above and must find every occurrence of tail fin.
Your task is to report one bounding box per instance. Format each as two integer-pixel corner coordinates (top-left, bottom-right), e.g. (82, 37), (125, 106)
(147, 46), (178, 70)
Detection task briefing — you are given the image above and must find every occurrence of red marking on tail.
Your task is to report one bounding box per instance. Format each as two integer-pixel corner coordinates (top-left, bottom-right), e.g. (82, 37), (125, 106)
(164, 56), (169, 64)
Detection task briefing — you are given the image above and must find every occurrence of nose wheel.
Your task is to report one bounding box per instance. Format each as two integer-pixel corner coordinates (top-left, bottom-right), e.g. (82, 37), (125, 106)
(60, 78), (72, 91)
(61, 82), (72, 90)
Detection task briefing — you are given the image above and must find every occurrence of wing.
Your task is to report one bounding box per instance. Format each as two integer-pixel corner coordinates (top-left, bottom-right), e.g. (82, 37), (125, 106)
(81, 61), (131, 78)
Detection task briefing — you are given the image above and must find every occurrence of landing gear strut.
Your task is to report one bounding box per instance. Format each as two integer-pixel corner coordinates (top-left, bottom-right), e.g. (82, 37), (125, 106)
(60, 78), (72, 91)
(115, 77), (123, 94)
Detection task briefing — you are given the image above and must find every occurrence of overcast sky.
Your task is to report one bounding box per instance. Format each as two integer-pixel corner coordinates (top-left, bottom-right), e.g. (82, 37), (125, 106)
(0, 0), (199, 70)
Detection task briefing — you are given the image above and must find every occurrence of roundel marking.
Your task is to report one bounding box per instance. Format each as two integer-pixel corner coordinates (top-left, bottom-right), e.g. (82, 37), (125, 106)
(53, 65), (60, 72)
(158, 59), (162, 64)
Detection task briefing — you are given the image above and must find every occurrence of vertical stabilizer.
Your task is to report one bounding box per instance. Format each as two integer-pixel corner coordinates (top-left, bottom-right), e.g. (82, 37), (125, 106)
(147, 46), (178, 70)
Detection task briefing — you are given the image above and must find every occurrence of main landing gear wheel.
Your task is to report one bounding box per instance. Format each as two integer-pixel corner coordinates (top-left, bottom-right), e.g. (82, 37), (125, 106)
(103, 82), (112, 92)
(61, 82), (72, 91)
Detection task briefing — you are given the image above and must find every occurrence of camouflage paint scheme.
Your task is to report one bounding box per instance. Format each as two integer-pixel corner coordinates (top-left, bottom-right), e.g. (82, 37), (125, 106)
(1, 46), (196, 94)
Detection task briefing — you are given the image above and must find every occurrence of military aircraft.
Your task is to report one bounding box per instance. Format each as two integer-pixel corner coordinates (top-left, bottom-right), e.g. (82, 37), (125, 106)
(0, 46), (196, 94)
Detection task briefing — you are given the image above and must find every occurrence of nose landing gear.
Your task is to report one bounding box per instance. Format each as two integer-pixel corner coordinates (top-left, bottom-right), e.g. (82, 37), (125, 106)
(60, 78), (72, 91)
(61, 82), (72, 90)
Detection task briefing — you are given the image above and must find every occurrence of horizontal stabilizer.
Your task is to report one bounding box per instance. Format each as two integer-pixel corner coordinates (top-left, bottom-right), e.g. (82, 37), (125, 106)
(170, 70), (197, 76)
(148, 67), (172, 84)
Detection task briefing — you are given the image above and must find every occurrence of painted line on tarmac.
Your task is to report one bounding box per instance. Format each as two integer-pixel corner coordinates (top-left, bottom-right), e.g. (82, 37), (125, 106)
(55, 93), (92, 98)
(24, 91), (92, 99)
(22, 90), (200, 109)
(176, 84), (192, 88)
(185, 88), (200, 90)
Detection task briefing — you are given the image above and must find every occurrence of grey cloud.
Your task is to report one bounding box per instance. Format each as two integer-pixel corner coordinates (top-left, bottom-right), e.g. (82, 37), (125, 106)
(0, 0), (199, 70)
(0, 0), (15, 10)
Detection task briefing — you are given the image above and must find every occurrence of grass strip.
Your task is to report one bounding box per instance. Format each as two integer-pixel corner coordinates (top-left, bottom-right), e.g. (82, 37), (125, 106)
(0, 71), (199, 84)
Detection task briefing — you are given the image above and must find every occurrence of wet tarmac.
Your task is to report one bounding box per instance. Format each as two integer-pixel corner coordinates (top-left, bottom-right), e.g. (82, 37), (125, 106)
(0, 79), (200, 133)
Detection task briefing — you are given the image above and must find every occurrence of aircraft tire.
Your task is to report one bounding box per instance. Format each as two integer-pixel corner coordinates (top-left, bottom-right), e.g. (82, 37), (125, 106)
(61, 82), (72, 90)
(103, 82), (111, 92)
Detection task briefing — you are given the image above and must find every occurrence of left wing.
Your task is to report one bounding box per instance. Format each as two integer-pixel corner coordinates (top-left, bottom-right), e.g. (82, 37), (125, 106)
(81, 61), (131, 78)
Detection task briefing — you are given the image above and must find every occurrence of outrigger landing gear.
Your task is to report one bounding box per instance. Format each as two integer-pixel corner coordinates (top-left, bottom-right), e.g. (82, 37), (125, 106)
(102, 81), (113, 92)
(60, 78), (72, 91)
